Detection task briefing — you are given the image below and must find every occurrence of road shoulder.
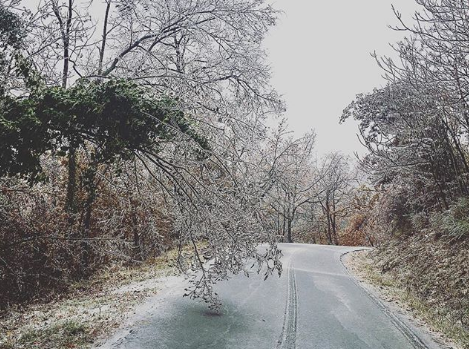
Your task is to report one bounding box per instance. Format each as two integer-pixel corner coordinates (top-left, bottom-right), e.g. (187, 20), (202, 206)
(342, 250), (460, 349)
(0, 255), (180, 349)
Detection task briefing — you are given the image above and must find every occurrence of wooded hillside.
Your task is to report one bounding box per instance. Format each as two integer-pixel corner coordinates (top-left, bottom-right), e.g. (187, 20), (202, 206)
(343, 0), (469, 343)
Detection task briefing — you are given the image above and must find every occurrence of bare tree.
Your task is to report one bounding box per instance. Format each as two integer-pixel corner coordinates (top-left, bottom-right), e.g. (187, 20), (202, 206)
(313, 153), (353, 245)
(264, 127), (317, 243)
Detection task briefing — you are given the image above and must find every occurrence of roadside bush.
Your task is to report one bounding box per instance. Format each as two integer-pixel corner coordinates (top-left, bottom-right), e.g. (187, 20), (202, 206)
(0, 156), (174, 312)
(430, 198), (469, 241)
(410, 211), (430, 231)
(0, 179), (81, 308)
(340, 213), (374, 246)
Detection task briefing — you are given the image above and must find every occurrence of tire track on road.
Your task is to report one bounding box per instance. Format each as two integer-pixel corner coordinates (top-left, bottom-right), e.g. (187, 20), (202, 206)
(277, 261), (298, 349)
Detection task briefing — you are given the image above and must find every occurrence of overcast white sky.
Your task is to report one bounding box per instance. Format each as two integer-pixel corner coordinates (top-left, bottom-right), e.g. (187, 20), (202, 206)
(264, 0), (421, 157)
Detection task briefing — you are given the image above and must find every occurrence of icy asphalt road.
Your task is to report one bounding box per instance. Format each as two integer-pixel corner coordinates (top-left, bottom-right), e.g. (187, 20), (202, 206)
(101, 244), (439, 349)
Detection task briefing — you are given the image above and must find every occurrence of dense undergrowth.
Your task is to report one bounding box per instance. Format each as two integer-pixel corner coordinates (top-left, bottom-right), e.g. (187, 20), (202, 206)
(341, 3), (469, 344)
(366, 194), (469, 347)
(0, 157), (174, 312)
(377, 235), (469, 327)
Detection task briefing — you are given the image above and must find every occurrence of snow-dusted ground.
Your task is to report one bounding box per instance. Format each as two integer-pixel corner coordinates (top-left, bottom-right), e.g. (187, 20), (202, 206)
(94, 275), (187, 349)
(0, 262), (178, 349)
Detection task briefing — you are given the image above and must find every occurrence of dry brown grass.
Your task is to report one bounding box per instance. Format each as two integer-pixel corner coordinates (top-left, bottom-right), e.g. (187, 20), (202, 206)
(346, 248), (469, 349)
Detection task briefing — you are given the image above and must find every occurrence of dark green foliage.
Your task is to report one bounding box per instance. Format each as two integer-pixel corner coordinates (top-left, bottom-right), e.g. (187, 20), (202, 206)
(430, 198), (469, 240)
(0, 79), (207, 182)
(0, 4), (26, 96)
(0, 4), (24, 49)
(0, 95), (49, 181)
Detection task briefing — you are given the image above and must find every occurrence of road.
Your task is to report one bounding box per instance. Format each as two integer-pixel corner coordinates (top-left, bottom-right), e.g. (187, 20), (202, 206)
(101, 244), (438, 349)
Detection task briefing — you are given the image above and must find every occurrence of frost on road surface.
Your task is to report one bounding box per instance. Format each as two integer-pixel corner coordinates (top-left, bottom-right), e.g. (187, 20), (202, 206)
(97, 244), (443, 349)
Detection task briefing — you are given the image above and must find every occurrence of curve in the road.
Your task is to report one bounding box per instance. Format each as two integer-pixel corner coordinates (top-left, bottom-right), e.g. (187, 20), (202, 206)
(97, 244), (445, 349)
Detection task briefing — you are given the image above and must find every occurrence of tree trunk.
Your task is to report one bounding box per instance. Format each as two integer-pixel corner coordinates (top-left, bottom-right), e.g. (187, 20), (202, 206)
(331, 202), (339, 245)
(282, 211), (287, 242)
(81, 165), (98, 275)
(57, 0), (77, 216)
(131, 201), (142, 261)
(325, 202), (333, 245)
(65, 149), (77, 215)
(286, 218), (293, 243)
